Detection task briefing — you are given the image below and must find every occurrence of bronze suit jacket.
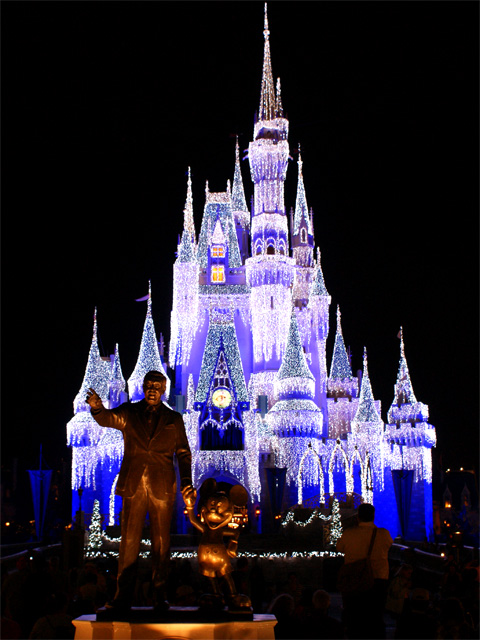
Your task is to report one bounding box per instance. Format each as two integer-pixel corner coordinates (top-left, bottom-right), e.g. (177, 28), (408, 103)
(91, 400), (192, 499)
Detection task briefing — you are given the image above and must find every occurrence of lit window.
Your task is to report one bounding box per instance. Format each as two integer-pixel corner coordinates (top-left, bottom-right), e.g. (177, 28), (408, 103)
(211, 266), (225, 282)
(212, 245), (225, 257)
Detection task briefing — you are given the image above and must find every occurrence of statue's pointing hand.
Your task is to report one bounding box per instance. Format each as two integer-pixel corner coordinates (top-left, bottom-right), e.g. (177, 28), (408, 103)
(182, 484), (197, 509)
(86, 387), (103, 411)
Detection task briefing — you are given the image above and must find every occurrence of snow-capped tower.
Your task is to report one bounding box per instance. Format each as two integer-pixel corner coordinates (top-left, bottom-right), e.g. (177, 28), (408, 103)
(327, 306), (359, 439)
(128, 281), (170, 402)
(170, 168), (199, 373)
(231, 138), (250, 263)
(246, 3), (295, 375)
(384, 328), (436, 540)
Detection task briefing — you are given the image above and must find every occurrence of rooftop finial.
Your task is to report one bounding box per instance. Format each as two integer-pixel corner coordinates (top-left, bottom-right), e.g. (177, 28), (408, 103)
(259, 2), (275, 121)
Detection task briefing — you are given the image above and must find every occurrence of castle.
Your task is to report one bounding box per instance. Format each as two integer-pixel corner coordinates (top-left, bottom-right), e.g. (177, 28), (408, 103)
(67, 5), (436, 542)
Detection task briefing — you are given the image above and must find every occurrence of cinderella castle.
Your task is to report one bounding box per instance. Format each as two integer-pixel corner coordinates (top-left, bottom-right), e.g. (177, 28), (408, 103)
(67, 5), (436, 542)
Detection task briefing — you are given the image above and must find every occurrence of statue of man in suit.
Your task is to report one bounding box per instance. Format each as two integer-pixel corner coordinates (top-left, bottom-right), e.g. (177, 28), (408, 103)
(86, 370), (195, 613)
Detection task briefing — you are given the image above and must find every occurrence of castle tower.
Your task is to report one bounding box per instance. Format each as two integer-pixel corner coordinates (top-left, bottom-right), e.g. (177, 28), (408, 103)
(108, 344), (127, 408)
(128, 281), (170, 402)
(246, 3), (295, 376)
(327, 306), (359, 439)
(384, 328), (436, 540)
(169, 168), (199, 376)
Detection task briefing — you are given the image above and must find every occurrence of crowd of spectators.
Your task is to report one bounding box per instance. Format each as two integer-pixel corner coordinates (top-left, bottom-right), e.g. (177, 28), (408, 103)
(0, 544), (478, 639)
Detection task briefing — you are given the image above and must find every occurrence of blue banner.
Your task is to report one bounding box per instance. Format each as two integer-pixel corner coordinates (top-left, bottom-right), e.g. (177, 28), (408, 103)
(392, 469), (414, 538)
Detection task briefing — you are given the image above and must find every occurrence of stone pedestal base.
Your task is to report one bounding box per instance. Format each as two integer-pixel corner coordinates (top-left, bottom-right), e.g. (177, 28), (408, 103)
(73, 609), (276, 639)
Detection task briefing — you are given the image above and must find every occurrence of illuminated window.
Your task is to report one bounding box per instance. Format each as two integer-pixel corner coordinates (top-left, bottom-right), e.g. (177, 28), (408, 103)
(211, 266), (225, 282)
(212, 245), (225, 257)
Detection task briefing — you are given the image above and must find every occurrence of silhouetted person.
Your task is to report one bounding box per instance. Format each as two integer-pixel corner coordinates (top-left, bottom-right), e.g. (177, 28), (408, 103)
(29, 592), (75, 639)
(268, 593), (296, 640)
(86, 370), (193, 613)
(306, 589), (345, 639)
(394, 588), (438, 639)
(336, 503), (393, 639)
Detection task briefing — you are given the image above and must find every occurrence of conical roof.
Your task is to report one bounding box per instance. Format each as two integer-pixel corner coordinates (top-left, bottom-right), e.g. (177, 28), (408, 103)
(74, 308), (110, 412)
(329, 306), (353, 380)
(278, 308), (315, 381)
(259, 3), (276, 122)
(128, 282), (170, 399)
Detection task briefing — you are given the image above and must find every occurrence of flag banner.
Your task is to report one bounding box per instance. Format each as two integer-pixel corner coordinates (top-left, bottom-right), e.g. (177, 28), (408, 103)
(28, 469), (52, 540)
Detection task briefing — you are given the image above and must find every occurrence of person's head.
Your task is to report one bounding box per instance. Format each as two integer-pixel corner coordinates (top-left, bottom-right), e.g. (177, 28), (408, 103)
(143, 371), (167, 406)
(312, 589), (330, 614)
(267, 593), (295, 620)
(357, 503), (375, 523)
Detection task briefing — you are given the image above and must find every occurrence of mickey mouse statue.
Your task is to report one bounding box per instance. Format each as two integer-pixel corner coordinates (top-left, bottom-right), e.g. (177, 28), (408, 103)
(182, 478), (252, 613)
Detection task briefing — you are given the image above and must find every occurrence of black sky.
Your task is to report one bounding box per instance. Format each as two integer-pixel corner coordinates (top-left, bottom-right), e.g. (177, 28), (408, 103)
(2, 2), (479, 483)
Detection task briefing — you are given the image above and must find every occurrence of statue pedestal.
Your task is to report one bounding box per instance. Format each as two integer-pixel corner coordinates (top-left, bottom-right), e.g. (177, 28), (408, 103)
(73, 609), (276, 639)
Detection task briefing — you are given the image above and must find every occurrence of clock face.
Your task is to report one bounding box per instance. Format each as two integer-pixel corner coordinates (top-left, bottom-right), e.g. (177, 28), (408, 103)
(212, 388), (232, 409)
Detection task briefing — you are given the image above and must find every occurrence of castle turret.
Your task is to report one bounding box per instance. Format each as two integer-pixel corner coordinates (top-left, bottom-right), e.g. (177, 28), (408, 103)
(327, 306), (359, 439)
(231, 138), (250, 263)
(384, 329), (436, 540)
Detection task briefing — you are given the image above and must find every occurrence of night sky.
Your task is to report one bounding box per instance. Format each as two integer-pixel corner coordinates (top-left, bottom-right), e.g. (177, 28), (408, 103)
(3, 1), (478, 501)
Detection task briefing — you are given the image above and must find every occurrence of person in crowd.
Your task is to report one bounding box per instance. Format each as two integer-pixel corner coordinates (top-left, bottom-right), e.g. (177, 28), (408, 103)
(394, 587), (438, 639)
(309, 589), (345, 639)
(336, 503), (393, 639)
(436, 596), (475, 639)
(385, 563), (413, 619)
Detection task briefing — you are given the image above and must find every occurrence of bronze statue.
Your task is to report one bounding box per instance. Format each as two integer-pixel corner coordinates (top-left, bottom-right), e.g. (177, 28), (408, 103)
(86, 371), (195, 613)
(183, 479), (252, 612)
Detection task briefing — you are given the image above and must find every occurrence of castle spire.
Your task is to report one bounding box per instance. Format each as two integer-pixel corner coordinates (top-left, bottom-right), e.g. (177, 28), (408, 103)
(183, 167), (195, 243)
(293, 147), (313, 236)
(231, 138), (249, 215)
(353, 348), (381, 423)
(128, 281), (170, 401)
(259, 3), (276, 122)
(73, 308), (110, 413)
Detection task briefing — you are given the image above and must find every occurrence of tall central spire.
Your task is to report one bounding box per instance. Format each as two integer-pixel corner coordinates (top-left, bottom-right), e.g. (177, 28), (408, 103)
(259, 3), (275, 122)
